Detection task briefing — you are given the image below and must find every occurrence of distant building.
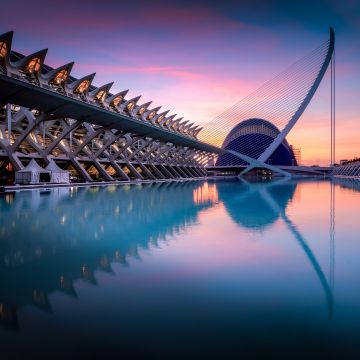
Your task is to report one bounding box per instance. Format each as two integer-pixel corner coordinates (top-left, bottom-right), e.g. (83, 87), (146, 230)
(216, 118), (298, 167)
(337, 157), (360, 166)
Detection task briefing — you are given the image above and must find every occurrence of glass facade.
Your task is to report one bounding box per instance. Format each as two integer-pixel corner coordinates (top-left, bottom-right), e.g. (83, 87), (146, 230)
(74, 80), (90, 94)
(25, 58), (41, 74)
(95, 90), (107, 101)
(0, 42), (7, 58)
(52, 69), (68, 85)
(111, 95), (122, 107)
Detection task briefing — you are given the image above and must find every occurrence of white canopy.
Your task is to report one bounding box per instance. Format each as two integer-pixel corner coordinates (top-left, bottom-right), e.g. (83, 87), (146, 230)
(15, 159), (50, 184)
(17, 159), (48, 173)
(45, 159), (70, 184)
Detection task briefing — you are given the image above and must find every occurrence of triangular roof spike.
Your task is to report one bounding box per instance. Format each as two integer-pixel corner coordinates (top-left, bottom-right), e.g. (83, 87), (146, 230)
(166, 118), (177, 129)
(194, 127), (203, 137)
(136, 101), (152, 112)
(189, 124), (199, 132)
(126, 95), (141, 104)
(138, 101), (152, 109)
(176, 120), (189, 132)
(188, 125), (200, 136)
(151, 109), (169, 124)
(121, 95), (141, 113)
(67, 72), (96, 93)
(148, 106), (162, 113)
(41, 61), (74, 84)
(107, 89), (129, 105)
(137, 101), (153, 119)
(27, 159), (45, 171)
(183, 122), (195, 132)
(160, 113), (176, 126)
(144, 105), (161, 119)
(0, 31), (14, 61)
(58, 277), (78, 298)
(18, 159), (48, 173)
(175, 120), (189, 133)
(11, 48), (48, 74)
(32, 291), (53, 312)
(186, 123), (196, 135)
(0, 30), (14, 44)
(171, 118), (186, 130)
(176, 120), (189, 131)
(45, 159), (68, 172)
(158, 109), (170, 117)
(88, 82), (114, 99)
(166, 116), (182, 128)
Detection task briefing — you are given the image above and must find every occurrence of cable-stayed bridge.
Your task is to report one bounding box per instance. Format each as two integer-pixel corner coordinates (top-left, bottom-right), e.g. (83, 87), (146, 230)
(202, 27), (335, 177)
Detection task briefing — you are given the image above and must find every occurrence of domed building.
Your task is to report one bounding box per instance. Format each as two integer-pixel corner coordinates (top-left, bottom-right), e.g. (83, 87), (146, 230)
(216, 118), (298, 166)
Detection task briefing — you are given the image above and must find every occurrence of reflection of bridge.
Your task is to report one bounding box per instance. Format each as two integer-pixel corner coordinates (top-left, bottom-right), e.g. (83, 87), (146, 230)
(332, 175), (360, 189)
(207, 165), (332, 177)
(216, 178), (335, 317)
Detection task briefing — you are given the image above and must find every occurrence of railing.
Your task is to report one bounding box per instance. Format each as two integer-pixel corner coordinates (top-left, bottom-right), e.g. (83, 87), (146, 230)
(332, 162), (360, 177)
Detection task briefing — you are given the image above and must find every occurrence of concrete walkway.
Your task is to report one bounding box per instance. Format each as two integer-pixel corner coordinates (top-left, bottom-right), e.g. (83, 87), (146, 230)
(0, 177), (214, 193)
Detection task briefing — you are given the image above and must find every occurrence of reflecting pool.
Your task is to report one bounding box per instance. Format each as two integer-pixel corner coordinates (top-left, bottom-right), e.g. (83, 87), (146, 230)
(1, 178), (360, 359)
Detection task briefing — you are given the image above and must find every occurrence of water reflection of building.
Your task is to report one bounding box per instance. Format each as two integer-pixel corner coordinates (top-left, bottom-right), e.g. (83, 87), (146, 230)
(193, 182), (219, 206)
(216, 179), (296, 230)
(0, 179), (338, 330)
(332, 177), (360, 192)
(0, 182), (216, 330)
(217, 178), (334, 318)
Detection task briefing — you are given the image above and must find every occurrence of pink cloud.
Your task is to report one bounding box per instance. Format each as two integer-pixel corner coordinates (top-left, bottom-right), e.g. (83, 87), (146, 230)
(75, 63), (205, 81)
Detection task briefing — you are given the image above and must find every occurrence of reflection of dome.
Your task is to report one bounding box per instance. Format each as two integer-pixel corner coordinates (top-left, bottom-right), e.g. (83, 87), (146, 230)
(217, 180), (296, 230)
(216, 118), (297, 166)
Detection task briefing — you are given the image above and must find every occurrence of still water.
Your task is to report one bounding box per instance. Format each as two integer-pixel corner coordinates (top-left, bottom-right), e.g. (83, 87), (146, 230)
(0, 178), (360, 359)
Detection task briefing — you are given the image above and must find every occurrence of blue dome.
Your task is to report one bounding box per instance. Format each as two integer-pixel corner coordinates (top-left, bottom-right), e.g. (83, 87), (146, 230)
(216, 118), (297, 166)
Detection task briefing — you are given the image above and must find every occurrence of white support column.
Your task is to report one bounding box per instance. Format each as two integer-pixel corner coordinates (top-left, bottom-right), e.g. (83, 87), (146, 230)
(6, 103), (11, 145)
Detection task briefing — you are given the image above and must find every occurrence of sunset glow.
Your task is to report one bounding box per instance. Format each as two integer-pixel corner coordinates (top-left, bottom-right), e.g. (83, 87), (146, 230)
(2, 0), (359, 165)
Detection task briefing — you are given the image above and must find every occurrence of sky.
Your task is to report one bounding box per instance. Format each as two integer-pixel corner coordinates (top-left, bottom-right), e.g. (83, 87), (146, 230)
(1, 0), (359, 165)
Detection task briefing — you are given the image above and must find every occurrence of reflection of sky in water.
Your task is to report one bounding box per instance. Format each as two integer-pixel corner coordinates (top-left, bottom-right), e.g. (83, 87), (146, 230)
(0, 179), (360, 358)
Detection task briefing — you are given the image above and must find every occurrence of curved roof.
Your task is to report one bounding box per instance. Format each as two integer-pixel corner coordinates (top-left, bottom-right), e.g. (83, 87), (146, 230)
(222, 118), (282, 149)
(217, 117), (297, 166)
